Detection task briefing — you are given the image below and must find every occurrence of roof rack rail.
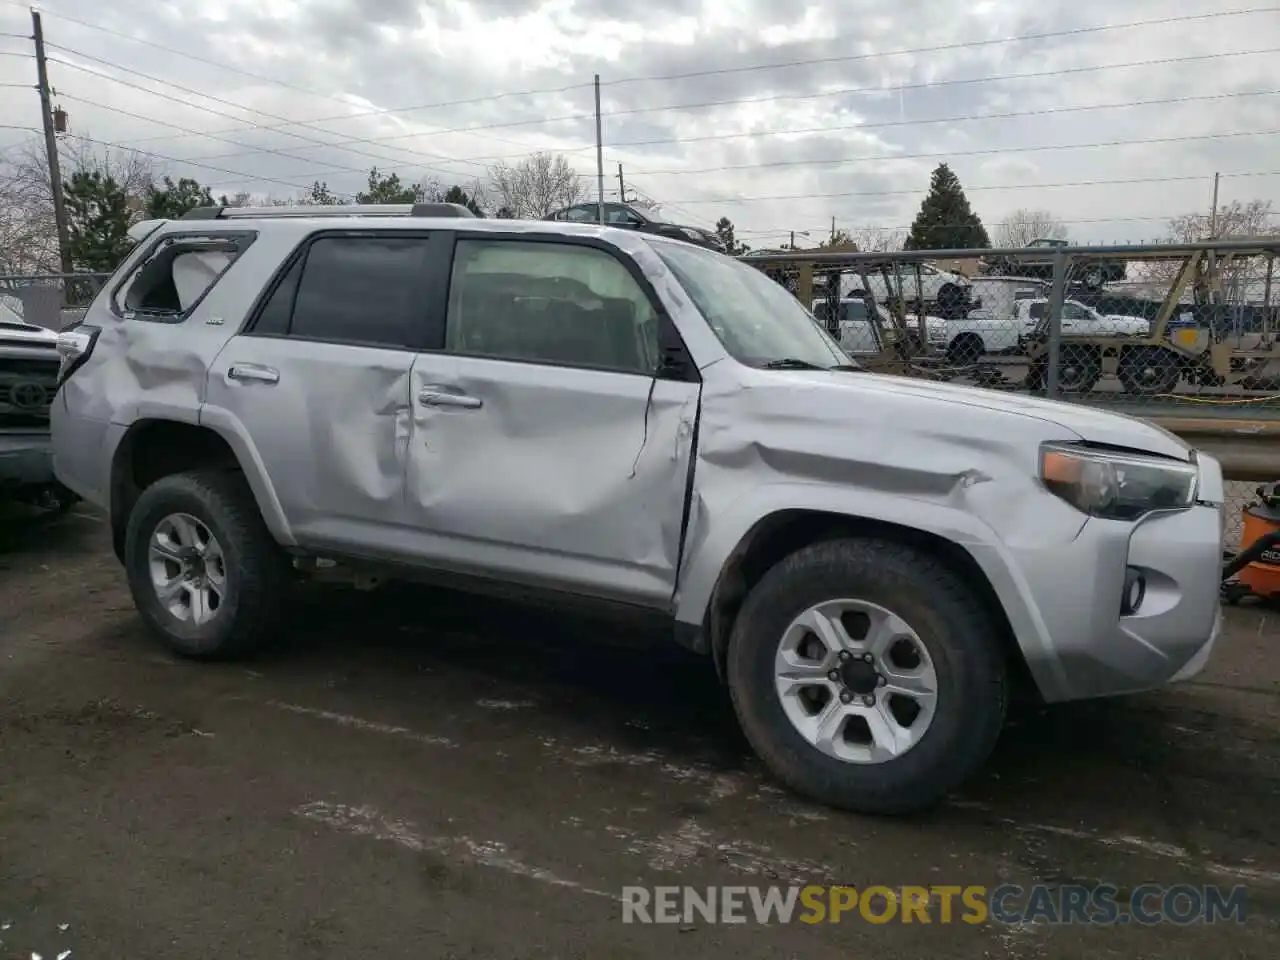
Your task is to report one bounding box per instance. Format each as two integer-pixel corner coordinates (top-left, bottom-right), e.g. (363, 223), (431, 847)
(179, 202), (478, 220)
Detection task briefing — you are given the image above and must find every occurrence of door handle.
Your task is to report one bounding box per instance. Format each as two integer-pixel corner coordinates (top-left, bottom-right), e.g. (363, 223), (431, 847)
(227, 363), (279, 385)
(419, 389), (482, 409)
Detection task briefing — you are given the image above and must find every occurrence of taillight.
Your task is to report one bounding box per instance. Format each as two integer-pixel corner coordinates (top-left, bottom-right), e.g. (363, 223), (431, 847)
(55, 323), (100, 387)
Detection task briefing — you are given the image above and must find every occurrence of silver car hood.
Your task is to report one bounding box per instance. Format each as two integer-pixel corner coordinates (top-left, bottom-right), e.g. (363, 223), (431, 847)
(755, 370), (1192, 461)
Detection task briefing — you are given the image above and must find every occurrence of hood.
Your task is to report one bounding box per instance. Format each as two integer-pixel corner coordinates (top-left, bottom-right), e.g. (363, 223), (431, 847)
(747, 369), (1191, 461)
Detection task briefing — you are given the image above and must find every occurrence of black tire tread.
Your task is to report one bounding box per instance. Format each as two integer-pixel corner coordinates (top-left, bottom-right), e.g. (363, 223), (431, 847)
(124, 469), (290, 660)
(726, 536), (1007, 816)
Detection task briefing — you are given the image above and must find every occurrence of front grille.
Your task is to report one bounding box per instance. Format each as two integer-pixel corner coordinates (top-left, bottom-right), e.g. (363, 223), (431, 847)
(0, 356), (60, 428)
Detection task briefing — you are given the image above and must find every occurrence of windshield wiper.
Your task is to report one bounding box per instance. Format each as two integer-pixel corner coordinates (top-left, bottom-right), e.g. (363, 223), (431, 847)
(761, 358), (860, 372)
(761, 357), (826, 370)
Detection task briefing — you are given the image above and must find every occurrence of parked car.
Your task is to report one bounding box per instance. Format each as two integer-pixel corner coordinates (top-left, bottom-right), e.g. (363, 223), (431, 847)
(1, 303), (76, 510)
(52, 203), (1224, 815)
(810, 296), (949, 356)
(983, 238), (1127, 291)
(843, 262), (976, 318)
(547, 201), (725, 251)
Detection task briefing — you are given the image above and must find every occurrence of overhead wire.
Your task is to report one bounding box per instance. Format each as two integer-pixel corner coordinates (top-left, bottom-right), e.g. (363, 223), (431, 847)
(628, 129), (1280, 177)
(661, 170), (1280, 206)
(599, 7), (1280, 86)
(44, 47), (500, 180)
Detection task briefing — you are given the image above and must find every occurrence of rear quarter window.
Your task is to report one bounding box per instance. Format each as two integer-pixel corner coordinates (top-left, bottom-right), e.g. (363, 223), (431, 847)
(111, 231), (256, 322)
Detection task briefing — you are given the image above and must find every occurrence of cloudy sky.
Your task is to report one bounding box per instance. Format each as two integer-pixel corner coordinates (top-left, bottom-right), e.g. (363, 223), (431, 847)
(1, 0), (1278, 245)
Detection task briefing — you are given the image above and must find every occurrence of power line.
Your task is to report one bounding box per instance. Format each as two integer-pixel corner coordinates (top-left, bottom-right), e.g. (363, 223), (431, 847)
(743, 211), (1279, 236)
(55, 132), (343, 192)
(23, 3), (590, 150)
(663, 170), (1280, 205)
(629, 128), (1280, 177)
(55, 93), (390, 180)
(604, 89), (1280, 150)
(45, 47), (499, 180)
(601, 7), (1280, 86)
(116, 46), (1278, 162)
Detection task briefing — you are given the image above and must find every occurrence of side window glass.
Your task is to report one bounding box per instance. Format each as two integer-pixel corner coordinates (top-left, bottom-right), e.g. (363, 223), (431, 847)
(251, 255), (304, 336)
(1029, 302), (1048, 321)
(1064, 303), (1090, 320)
(113, 233), (252, 321)
(445, 239), (660, 374)
(287, 236), (429, 346)
(564, 206), (596, 223)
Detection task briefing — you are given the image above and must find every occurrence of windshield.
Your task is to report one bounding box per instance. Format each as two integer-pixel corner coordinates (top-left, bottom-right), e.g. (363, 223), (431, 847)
(653, 241), (852, 369)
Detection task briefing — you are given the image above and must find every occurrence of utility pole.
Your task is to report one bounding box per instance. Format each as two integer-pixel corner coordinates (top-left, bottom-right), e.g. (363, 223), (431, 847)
(1208, 171), (1221, 238)
(617, 163), (626, 203)
(830, 216), (836, 243)
(789, 230), (795, 250)
(33, 10), (72, 274)
(593, 74), (605, 224)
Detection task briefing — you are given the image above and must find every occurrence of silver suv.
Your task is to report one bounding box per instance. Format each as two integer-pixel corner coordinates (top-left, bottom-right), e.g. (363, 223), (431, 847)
(51, 203), (1225, 815)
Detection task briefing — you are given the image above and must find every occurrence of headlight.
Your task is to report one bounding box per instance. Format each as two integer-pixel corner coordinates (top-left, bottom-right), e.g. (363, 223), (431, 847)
(1039, 443), (1198, 521)
(679, 227), (703, 241)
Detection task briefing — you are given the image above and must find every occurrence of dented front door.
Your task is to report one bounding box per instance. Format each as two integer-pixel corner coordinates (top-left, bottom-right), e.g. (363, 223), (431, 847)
(401, 233), (700, 608)
(404, 354), (698, 607)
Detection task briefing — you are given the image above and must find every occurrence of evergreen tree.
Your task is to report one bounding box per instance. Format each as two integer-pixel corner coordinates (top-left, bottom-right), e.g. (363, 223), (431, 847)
(714, 216), (749, 254)
(63, 170), (133, 271)
(145, 176), (215, 219)
(904, 163), (990, 250)
(442, 184), (485, 216)
(357, 167), (418, 204)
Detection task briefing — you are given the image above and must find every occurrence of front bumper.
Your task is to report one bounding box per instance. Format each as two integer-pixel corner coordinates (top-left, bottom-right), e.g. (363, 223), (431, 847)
(0, 431), (55, 488)
(1007, 453), (1225, 703)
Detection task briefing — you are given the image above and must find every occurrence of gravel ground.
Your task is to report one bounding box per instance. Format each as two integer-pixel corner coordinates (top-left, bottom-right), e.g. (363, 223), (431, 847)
(1, 508), (1277, 959)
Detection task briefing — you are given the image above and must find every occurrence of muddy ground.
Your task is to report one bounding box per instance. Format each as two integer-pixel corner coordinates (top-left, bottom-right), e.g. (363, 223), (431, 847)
(1, 508), (1277, 959)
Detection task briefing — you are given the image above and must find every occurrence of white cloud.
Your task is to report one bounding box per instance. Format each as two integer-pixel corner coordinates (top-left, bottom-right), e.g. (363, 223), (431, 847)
(0, 0), (1276, 243)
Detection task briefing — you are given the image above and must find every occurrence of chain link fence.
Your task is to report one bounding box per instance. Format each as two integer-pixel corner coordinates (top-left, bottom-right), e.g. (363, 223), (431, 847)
(0, 273), (111, 330)
(746, 239), (1280, 411)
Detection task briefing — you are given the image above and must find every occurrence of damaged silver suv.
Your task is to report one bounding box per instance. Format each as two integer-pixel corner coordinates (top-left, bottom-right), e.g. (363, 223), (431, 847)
(51, 204), (1225, 815)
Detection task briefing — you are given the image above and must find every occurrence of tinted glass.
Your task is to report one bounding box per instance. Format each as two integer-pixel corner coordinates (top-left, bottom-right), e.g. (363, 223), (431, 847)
(252, 255), (303, 336)
(288, 236), (429, 346)
(445, 239), (659, 374)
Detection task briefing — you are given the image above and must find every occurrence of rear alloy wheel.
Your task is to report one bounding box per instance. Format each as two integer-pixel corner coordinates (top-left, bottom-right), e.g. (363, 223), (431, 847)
(1118, 347), (1181, 396)
(124, 470), (292, 659)
(727, 538), (1007, 815)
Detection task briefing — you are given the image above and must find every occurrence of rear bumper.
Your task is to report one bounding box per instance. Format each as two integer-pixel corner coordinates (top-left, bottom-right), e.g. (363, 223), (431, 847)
(0, 431), (55, 487)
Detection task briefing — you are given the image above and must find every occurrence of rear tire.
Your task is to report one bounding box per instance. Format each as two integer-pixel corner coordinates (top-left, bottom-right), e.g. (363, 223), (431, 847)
(946, 332), (985, 366)
(124, 469), (292, 659)
(726, 538), (1008, 815)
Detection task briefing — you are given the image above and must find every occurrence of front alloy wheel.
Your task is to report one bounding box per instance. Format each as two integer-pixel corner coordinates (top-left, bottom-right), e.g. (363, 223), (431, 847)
(775, 600), (938, 764)
(726, 537), (1008, 815)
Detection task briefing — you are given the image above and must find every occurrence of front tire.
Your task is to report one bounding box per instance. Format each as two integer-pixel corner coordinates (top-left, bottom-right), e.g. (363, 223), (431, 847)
(726, 538), (1007, 815)
(124, 470), (292, 659)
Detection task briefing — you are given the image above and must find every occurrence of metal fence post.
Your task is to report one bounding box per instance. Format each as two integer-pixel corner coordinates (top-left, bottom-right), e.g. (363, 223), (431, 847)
(1044, 250), (1068, 399)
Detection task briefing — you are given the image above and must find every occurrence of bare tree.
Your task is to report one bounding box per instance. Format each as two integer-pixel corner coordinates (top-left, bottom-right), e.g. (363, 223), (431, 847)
(0, 134), (156, 276)
(822, 226), (906, 252)
(1140, 199), (1276, 290)
(995, 208), (1068, 248)
(487, 152), (584, 219)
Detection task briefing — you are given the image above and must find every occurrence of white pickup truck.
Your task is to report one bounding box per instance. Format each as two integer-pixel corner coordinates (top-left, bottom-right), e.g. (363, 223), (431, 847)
(951, 298), (1150, 362)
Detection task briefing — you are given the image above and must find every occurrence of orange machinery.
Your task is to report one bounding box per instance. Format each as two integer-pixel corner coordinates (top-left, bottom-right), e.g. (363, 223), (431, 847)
(1223, 483), (1280, 601)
